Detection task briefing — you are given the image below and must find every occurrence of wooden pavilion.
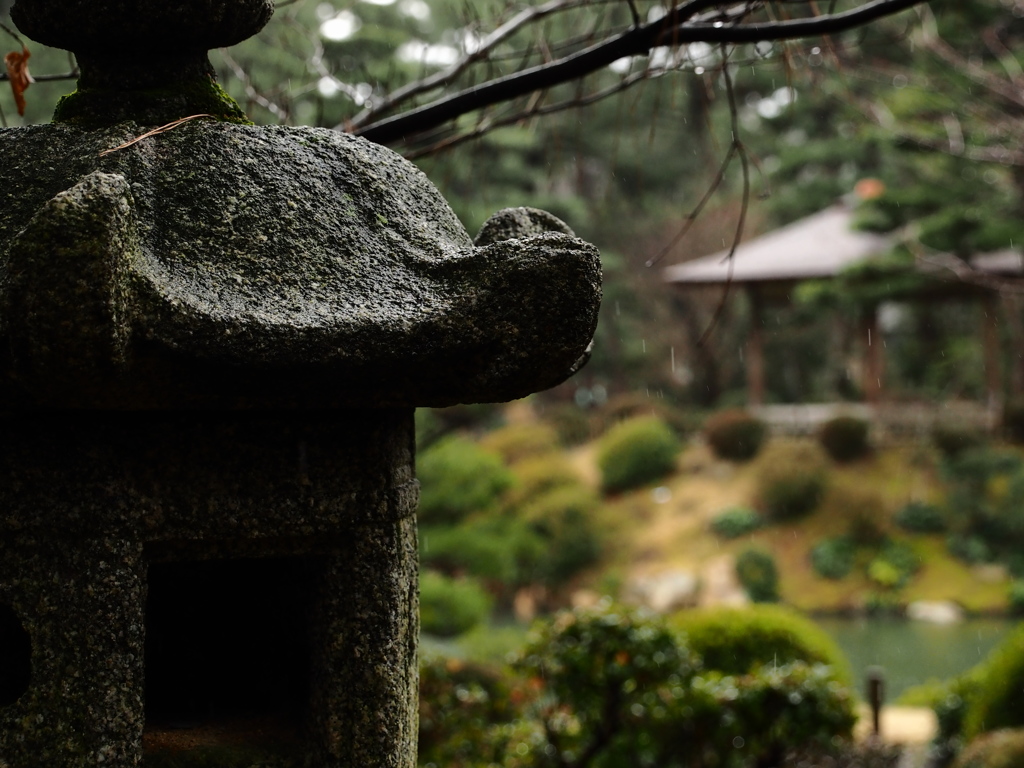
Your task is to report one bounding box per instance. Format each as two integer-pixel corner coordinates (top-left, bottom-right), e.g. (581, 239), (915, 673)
(663, 203), (1024, 430)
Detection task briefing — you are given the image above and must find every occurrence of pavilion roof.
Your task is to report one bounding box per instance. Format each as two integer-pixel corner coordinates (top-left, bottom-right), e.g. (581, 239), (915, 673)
(663, 204), (891, 285)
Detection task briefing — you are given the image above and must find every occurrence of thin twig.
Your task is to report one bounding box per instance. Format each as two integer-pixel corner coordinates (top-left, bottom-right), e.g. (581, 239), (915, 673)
(626, 0), (641, 26)
(98, 114), (214, 156)
(697, 46), (751, 348)
(219, 49), (290, 122)
(0, 21), (25, 49)
(646, 144), (737, 268)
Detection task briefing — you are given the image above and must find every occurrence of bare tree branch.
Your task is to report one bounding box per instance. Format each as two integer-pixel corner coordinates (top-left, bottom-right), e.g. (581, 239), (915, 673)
(349, 0), (603, 128)
(220, 49), (290, 122)
(353, 0), (925, 146)
(401, 64), (664, 159)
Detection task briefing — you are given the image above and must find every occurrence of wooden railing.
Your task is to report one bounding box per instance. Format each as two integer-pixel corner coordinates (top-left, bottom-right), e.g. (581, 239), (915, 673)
(751, 401), (999, 438)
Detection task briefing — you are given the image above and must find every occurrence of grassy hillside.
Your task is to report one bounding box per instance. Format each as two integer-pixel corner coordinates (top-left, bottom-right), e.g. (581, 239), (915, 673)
(582, 436), (1014, 614)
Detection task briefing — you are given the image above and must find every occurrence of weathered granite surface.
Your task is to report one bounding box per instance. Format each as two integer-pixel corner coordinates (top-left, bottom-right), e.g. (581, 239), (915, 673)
(0, 123), (601, 408)
(12, 0), (274, 54)
(0, 0), (602, 765)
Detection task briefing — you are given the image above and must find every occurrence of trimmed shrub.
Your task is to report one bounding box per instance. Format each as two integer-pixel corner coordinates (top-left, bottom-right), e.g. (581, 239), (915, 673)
(875, 540), (921, 584)
(420, 520), (544, 588)
(895, 501), (947, 533)
(704, 409), (767, 461)
(755, 442), (829, 521)
(520, 603), (855, 768)
(672, 604), (852, 684)
(693, 661), (856, 763)
(479, 422), (560, 465)
(1009, 581), (1024, 617)
(597, 415), (680, 493)
(811, 537), (855, 580)
(520, 484), (604, 586)
(953, 728), (1024, 768)
(819, 416), (871, 462)
(934, 426), (987, 460)
(867, 558), (903, 590)
(419, 570), (493, 637)
(735, 548), (780, 603)
(964, 625), (1024, 739)
(948, 533), (993, 565)
(503, 454), (582, 509)
(711, 507), (764, 539)
(417, 436), (515, 525)
(932, 670), (985, 757)
(418, 656), (520, 768)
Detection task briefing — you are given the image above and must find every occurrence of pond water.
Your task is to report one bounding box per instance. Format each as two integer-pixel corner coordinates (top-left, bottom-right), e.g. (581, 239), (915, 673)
(814, 616), (1017, 699)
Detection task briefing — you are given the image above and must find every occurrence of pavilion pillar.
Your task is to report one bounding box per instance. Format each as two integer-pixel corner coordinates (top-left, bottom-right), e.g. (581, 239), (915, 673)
(862, 304), (884, 404)
(982, 292), (1003, 413)
(1002, 291), (1024, 398)
(746, 286), (765, 407)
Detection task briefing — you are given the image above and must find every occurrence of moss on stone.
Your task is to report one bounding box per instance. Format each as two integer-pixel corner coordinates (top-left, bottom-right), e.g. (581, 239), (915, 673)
(54, 77), (251, 127)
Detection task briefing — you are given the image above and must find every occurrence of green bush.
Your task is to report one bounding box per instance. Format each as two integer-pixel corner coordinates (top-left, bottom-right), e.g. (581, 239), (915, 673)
(672, 604), (853, 685)
(895, 500), (947, 533)
(503, 454), (582, 509)
(1009, 581), (1024, 617)
(520, 484), (604, 586)
(932, 670), (985, 757)
(948, 533), (993, 565)
(964, 625), (1024, 739)
(876, 539), (921, 584)
(518, 603), (855, 768)
(418, 655), (521, 768)
(710, 507), (764, 539)
(735, 548), (780, 603)
(934, 426), (988, 460)
(941, 448), (1024, 562)
(479, 422), (560, 465)
(704, 409), (768, 461)
(755, 442), (829, 520)
(420, 519), (544, 589)
(517, 603), (699, 767)
(419, 570), (493, 638)
(597, 415), (680, 493)
(867, 558), (903, 590)
(417, 436), (515, 525)
(819, 416), (871, 462)
(686, 661), (856, 765)
(593, 393), (695, 439)
(811, 537), (856, 580)
(954, 728), (1024, 768)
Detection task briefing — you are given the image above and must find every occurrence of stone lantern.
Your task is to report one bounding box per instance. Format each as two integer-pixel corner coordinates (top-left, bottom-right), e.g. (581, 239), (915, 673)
(0, 1), (601, 766)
